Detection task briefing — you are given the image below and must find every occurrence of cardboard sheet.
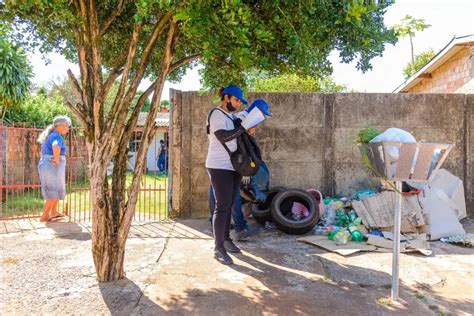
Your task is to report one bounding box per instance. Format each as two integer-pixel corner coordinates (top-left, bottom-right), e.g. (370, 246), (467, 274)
(297, 236), (377, 256)
(352, 191), (425, 233)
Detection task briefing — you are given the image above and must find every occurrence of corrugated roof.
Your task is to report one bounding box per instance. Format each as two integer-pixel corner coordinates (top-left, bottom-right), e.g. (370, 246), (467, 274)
(137, 112), (169, 127)
(393, 34), (474, 93)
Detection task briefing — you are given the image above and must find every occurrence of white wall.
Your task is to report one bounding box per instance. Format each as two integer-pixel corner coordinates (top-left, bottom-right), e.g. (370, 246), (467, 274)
(127, 132), (165, 172)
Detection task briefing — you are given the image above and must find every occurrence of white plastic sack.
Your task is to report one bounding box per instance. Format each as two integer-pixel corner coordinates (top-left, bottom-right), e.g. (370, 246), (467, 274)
(419, 186), (466, 240)
(370, 128), (416, 162)
(241, 107), (265, 130)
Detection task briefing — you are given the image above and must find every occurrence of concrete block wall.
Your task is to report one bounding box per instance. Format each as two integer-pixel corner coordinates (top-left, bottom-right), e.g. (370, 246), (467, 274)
(170, 90), (473, 218)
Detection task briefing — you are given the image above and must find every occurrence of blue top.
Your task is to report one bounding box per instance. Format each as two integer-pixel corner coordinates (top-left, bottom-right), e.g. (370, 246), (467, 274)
(41, 131), (67, 156)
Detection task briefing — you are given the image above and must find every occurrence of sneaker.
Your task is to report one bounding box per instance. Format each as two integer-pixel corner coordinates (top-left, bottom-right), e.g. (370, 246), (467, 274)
(224, 239), (241, 253)
(234, 225), (262, 241)
(214, 248), (234, 265)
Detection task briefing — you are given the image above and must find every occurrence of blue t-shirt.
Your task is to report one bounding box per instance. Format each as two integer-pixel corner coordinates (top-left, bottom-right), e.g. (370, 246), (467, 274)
(41, 131), (67, 156)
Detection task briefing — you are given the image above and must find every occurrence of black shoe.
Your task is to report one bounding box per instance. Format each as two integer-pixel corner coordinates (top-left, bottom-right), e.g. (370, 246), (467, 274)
(224, 239), (241, 253)
(214, 248), (234, 265)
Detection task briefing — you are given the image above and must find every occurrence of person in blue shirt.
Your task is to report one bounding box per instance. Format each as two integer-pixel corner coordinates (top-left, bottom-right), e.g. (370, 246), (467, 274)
(37, 115), (71, 222)
(156, 139), (167, 173)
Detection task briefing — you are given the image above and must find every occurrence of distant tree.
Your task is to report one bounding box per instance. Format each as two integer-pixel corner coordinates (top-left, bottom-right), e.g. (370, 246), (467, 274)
(3, 93), (75, 127)
(393, 15), (431, 64)
(0, 29), (33, 120)
(159, 100), (170, 110)
(248, 72), (346, 93)
(402, 48), (436, 79)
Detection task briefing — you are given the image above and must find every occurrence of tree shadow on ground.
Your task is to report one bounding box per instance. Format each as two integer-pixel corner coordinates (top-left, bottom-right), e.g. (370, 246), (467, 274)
(176, 218), (473, 315)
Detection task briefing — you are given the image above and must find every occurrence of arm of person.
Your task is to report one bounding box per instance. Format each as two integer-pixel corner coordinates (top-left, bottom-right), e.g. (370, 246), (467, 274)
(214, 126), (246, 143)
(210, 110), (246, 143)
(52, 144), (61, 164)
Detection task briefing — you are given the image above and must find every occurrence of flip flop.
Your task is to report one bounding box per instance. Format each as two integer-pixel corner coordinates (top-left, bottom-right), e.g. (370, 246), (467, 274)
(49, 213), (66, 220)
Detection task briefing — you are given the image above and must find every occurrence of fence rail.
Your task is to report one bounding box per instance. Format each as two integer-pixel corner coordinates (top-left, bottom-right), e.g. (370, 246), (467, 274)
(0, 125), (169, 222)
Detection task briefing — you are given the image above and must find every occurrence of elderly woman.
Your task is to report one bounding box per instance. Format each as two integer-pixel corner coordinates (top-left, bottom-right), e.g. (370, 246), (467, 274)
(37, 115), (71, 222)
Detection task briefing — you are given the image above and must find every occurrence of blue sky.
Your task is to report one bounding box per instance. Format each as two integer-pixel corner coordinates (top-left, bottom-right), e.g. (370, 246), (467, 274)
(29, 0), (474, 99)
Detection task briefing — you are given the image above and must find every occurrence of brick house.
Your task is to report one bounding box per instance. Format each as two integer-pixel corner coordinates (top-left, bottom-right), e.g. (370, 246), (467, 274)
(394, 34), (474, 93)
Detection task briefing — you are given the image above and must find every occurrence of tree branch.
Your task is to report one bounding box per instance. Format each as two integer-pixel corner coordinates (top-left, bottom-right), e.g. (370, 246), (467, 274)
(66, 69), (84, 103)
(120, 20), (178, 235)
(65, 101), (89, 130)
(168, 53), (202, 74)
(107, 11), (172, 136)
(103, 23), (143, 134)
(87, 0), (105, 140)
(100, 0), (125, 37)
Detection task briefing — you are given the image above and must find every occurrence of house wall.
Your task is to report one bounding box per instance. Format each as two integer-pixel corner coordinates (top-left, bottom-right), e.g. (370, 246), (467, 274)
(127, 129), (167, 172)
(408, 46), (474, 93)
(170, 90), (473, 218)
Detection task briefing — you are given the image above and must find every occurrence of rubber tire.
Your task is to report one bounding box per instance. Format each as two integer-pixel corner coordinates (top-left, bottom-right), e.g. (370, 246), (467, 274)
(250, 186), (286, 225)
(271, 189), (319, 235)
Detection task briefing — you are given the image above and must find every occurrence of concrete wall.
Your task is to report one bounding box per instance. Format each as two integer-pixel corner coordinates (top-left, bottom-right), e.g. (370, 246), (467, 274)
(170, 90), (473, 218)
(408, 47), (474, 93)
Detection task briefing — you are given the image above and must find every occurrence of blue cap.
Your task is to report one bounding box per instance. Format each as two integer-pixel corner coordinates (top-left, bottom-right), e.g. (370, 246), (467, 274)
(246, 98), (271, 117)
(222, 84), (248, 105)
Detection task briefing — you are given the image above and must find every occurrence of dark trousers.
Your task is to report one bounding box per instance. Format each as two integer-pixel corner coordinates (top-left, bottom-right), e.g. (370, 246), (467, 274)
(207, 168), (241, 249)
(209, 185), (247, 232)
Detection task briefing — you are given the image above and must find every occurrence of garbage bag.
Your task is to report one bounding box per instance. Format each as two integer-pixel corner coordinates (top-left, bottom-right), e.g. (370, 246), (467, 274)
(370, 128), (416, 162)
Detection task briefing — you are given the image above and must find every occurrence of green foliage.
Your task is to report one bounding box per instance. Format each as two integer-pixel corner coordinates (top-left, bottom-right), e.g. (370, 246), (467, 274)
(248, 72), (346, 93)
(3, 92), (74, 127)
(356, 127), (380, 144)
(393, 15), (431, 38)
(393, 15), (431, 62)
(1, 0), (397, 90)
(403, 48), (436, 79)
(0, 34), (33, 108)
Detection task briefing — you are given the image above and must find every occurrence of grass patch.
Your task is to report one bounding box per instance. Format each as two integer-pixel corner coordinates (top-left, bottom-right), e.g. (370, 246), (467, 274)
(1, 172), (169, 219)
(377, 297), (395, 307)
(414, 291), (426, 300)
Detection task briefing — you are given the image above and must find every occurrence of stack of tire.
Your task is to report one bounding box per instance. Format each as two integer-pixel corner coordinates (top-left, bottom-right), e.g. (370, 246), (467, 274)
(250, 187), (320, 235)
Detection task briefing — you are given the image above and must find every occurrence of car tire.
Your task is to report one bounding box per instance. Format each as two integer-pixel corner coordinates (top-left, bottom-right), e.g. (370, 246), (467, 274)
(271, 189), (319, 235)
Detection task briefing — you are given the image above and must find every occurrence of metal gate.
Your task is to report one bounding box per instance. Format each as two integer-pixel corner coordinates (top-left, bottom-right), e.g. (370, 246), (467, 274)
(0, 125), (169, 222)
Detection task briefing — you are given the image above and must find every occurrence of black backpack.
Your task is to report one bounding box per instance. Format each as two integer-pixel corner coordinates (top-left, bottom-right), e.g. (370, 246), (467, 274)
(207, 108), (262, 176)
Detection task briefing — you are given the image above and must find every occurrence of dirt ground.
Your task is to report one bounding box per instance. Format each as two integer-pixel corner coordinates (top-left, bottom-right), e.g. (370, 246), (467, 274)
(0, 218), (473, 315)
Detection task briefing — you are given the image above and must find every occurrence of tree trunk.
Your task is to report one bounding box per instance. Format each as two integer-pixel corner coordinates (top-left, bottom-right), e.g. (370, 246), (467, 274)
(90, 144), (128, 282)
(409, 35), (414, 65)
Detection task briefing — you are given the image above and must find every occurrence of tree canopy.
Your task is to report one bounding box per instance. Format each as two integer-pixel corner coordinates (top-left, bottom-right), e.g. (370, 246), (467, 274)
(0, 24), (32, 113)
(248, 72), (346, 93)
(2, 1), (397, 90)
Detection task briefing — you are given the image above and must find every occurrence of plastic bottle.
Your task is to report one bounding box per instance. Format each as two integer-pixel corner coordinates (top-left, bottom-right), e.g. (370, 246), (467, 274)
(348, 210), (358, 222)
(339, 214), (350, 226)
(348, 223), (364, 242)
(327, 227), (339, 240)
(334, 229), (350, 245)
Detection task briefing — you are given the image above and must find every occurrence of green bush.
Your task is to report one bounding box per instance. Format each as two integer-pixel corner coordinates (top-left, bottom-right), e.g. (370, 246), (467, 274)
(3, 92), (74, 127)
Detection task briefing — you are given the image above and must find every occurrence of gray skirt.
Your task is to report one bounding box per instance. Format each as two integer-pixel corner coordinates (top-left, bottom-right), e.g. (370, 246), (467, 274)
(38, 154), (66, 200)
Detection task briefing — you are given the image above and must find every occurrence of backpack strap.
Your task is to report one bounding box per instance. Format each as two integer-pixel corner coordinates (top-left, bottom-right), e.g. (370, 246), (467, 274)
(206, 107), (236, 155)
(206, 107), (234, 135)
